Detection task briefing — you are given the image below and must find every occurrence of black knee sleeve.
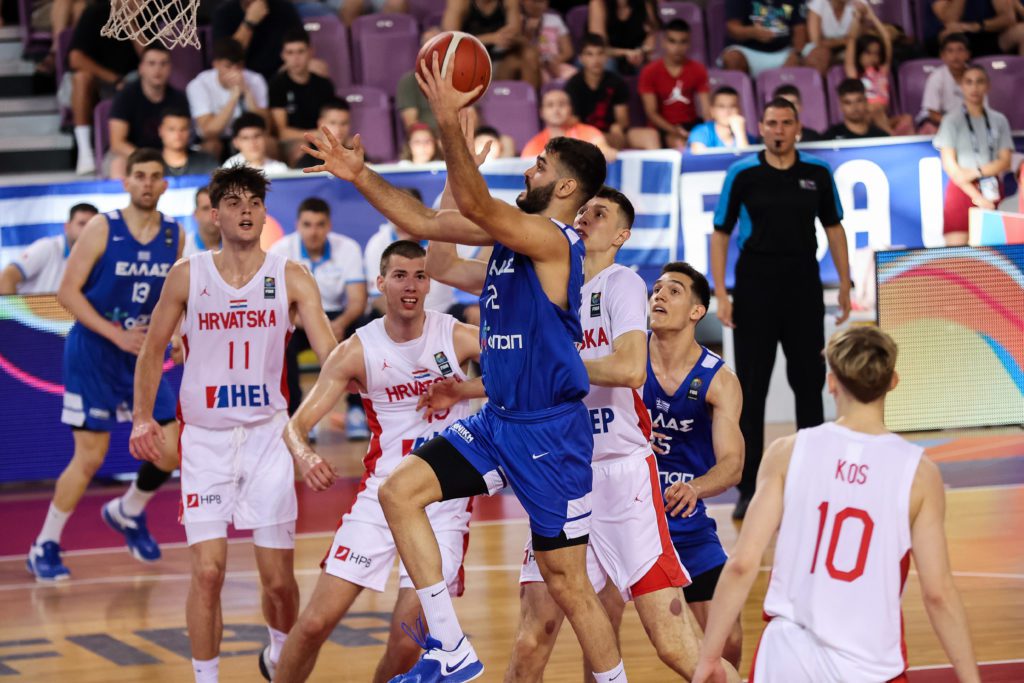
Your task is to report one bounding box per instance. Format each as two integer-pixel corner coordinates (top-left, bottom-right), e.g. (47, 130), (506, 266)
(136, 461), (172, 492)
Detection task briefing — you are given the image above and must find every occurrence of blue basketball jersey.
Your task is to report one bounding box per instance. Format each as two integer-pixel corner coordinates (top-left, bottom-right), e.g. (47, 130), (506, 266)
(479, 219), (589, 413)
(644, 340), (724, 544)
(77, 210), (179, 339)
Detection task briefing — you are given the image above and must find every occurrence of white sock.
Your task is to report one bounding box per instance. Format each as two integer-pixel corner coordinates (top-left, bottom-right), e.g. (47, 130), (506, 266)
(73, 125), (93, 158)
(37, 503), (71, 545)
(119, 481), (155, 517)
(192, 656), (219, 683)
(593, 660), (626, 683)
(415, 580), (464, 650)
(267, 626), (287, 664)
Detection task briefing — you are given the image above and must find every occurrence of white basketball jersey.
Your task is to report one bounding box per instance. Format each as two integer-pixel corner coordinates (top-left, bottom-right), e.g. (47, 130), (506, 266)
(764, 423), (924, 681)
(354, 311), (473, 530)
(579, 264), (651, 464)
(178, 251), (293, 428)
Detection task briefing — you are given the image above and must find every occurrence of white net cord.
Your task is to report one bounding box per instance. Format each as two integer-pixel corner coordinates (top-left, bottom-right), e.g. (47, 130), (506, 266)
(101, 0), (201, 49)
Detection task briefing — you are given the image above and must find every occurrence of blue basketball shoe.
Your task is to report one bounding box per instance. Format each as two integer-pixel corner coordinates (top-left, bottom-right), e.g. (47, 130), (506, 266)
(26, 541), (70, 582)
(101, 499), (161, 562)
(389, 618), (483, 683)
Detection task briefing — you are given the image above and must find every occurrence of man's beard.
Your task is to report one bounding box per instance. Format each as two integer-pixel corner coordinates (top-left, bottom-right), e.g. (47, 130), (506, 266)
(516, 180), (556, 214)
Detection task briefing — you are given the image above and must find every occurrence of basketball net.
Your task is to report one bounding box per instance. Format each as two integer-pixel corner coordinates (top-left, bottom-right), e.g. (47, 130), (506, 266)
(101, 0), (201, 49)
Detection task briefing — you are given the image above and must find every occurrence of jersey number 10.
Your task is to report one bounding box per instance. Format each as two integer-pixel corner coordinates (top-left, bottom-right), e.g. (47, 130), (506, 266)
(228, 341), (250, 370)
(810, 503), (875, 582)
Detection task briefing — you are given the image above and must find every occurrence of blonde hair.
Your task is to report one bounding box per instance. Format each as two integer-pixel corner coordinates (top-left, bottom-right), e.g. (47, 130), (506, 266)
(825, 326), (898, 403)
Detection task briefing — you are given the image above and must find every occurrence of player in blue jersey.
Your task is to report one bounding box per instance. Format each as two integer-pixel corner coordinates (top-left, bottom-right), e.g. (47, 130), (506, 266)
(27, 148), (185, 581)
(644, 262), (745, 667)
(303, 59), (625, 682)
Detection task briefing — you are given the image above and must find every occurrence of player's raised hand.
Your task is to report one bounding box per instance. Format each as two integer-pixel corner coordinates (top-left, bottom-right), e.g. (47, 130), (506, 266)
(650, 430), (669, 455)
(692, 657), (728, 683)
(416, 378), (463, 417)
(665, 480), (700, 518)
(129, 418), (165, 463)
(459, 108), (492, 167)
(297, 453), (338, 492)
(416, 52), (483, 120)
(301, 127), (365, 181)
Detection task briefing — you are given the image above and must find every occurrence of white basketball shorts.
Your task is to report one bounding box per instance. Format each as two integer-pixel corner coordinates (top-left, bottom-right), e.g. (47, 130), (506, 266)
(179, 411), (297, 533)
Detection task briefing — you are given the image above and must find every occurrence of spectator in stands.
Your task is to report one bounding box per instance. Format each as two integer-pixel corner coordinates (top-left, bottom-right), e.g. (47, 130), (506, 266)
(930, 0), (1024, 56)
(638, 19), (710, 150)
(158, 109), (219, 177)
(587, 0), (659, 75)
(268, 197), (367, 423)
(223, 112), (289, 173)
(474, 125), (516, 159)
(824, 78), (890, 139)
(338, 0), (408, 26)
(67, 0), (141, 175)
(520, 88), (617, 160)
(397, 29), (443, 135)
(400, 124), (444, 164)
(270, 27), (337, 166)
(803, 0), (858, 74)
(934, 65), (1013, 245)
(772, 84), (823, 140)
(182, 187), (222, 256)
(918, 33), (972, 134)
(212, 0), (302, 81)
(721, 0), (809, 78)
(297, 99), (352, 167)
(688, 86), (751, 151)
(0, 203), (97, 295)
(565, 34), (634, 149)
(107, 45), (190, 179)
(443, 0), (538, 85)
(186, 38), (269, 159)
(37, 0), (87, 76)
(522, 0), (577, 84)
(844, 5), (914, 135)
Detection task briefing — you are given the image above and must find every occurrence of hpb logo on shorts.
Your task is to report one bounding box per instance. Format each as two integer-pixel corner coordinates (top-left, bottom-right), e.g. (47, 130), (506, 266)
(334, 545), (372, 568)
(186, 493), (222, 507)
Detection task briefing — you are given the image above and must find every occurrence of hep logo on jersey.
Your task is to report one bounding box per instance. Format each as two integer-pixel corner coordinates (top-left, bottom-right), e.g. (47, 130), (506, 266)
(206, 384), (271, 408)
(401, 432), (444, 456)
(334, 545), (372, 567)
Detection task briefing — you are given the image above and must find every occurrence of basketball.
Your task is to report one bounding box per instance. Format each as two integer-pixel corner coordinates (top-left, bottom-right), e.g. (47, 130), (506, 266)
(416, 31), (492, 106)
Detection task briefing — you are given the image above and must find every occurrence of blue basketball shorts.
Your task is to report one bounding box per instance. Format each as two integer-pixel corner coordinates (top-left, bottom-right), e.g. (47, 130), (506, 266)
(441, 401), (594, 541)
(62, 326), (177, 431)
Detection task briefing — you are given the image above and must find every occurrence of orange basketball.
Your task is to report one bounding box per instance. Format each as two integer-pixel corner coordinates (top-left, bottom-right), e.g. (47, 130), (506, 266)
(416, 31), (492, 106)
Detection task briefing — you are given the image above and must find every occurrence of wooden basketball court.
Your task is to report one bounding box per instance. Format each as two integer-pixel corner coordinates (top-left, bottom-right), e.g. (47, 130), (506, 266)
(1, 424), (1022, 682)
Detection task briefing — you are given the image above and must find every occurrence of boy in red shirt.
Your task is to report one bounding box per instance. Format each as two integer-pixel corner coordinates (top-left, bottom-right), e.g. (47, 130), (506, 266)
(638, 19), (710, 149)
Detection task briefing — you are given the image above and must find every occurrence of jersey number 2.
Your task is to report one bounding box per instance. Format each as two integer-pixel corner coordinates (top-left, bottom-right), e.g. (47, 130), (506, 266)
(810, 503), (874, 582)
(228, 341), (250, 370)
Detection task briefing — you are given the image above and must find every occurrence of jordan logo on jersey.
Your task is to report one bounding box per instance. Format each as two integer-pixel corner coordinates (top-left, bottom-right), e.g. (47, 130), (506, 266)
(206, 384), (272, 408)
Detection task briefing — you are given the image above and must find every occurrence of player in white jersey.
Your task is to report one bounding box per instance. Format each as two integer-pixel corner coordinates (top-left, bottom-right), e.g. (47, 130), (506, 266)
(693, 327), (980, 683)
(272, 240), (481, 683)
(129, 166), (338, 683)
(425, 188), (739, 683)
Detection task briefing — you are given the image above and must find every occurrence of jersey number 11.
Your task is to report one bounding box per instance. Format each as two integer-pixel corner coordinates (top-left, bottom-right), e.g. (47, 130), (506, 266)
(228, 341), (250, 370)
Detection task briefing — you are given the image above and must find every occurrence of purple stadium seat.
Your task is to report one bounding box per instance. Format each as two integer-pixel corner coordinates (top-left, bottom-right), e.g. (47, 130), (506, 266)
(566, 5), (589, 55)
(350, 13), (419, 94)
(17, 0), (51, 54)
(407, 0), (447, 31)
(974, 55), (1024, 129)
(825, 64), (846, 125)
(656, 2), (707, 64)
(896, 58), (941, 119)
(622, 74), (646, 127)
(706, 68), (758, 136)
(757, 67), (828, 134)
(423, 11), (445, 31)
(339, 86), (397, 162)
(705, 0), (726, 63)
(873, 0), (915, 38)
(305, 15), (353, 90)
(476, 80), (539, 154)
(169, 45), (205, 92)
(93, 98), (113, 176)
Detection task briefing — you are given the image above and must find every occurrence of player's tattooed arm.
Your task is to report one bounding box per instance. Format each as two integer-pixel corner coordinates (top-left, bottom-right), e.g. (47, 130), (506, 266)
(286, 260), (338, 363)
(129, 260), (190, 463)
(284, 336), (366, 491)
(692, 436), (792, 683)
(665, 367), (744, 517)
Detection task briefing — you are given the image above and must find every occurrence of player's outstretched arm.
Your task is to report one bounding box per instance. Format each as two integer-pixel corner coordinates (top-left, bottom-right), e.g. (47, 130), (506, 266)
(283, 335), (366, 492)
(693, 436), (792, 683)
(129, 260), (189, 463)
(301, 128), (493, 247)
(584, 330), (647, 388)
(417, 54), (573, 265)
(287, 261), (339, 363)
(910, 458), (981, 683)
(666, 368), (744, 518)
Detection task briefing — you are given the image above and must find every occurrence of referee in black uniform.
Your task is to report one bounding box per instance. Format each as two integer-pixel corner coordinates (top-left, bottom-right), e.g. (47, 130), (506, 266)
(711, 97), (852, 519)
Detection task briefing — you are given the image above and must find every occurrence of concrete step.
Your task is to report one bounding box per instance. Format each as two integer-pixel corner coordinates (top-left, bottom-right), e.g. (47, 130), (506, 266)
(0, 40), (23, 62)
(0, 133), (74, 174)
(0, 26), (22, 42)
(0, 112), (62, 136)
(0, 96), (58, 116)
